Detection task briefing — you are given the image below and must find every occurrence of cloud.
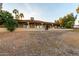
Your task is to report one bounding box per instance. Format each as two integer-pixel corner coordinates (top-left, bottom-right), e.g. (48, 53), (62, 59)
(3, 3), (45, 21)
(23, 3), (43, 20)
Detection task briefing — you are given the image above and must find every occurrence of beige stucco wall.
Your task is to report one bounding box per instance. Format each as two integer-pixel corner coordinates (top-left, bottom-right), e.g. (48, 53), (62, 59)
(0, 28), (8, 32)
(0, 28), (46, 32)
(0, 28), (27, 32)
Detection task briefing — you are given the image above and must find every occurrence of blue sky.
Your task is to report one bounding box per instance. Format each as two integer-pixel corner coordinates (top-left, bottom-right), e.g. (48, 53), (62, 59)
(2, 3), (79, 22)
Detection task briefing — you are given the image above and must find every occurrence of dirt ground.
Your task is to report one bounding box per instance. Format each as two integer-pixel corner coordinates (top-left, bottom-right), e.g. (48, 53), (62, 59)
(0, 30), (79, 56)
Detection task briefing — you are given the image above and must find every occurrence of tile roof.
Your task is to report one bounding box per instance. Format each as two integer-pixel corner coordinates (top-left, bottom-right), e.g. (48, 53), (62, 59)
(17, 19), (53, 24)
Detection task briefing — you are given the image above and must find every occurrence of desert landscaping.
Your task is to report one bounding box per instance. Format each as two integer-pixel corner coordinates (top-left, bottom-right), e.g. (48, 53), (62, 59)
(0, 29), (79, 56)
(0, 3), (79, 56)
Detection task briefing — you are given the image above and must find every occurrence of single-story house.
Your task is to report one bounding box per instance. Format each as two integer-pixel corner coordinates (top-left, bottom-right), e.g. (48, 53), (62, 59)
(17, 17), (54, 30)
(0, 17), (55, 30)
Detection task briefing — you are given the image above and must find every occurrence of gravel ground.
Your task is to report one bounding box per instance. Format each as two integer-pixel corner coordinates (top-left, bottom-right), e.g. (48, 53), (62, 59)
(0, 30), (78, 56)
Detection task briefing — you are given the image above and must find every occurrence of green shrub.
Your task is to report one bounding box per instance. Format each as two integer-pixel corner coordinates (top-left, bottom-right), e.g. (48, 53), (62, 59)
(0, 10), (18, 32)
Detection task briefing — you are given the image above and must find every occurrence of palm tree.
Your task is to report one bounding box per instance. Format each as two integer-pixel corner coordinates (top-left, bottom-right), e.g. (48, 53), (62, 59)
(13, 9), (19, 19)
(19, 13), (24, 20)
(16, 15), (20, 20)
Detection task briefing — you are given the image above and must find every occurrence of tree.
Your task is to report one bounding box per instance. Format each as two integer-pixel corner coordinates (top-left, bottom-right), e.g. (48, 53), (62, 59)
(54, 13), (76, 28)
(13, 9), (19, 19)
(54, 20), (60, 27)
(76, 6), (79, 13)
(0, 10), (18, 32)
(19, 13), (24, 20)
(0, 3), (2, 11)
(58, 17), (64, 27)
(16, 14), (19, 20)
(63, 13), (76, 28)
(65, 21), (74, 28)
